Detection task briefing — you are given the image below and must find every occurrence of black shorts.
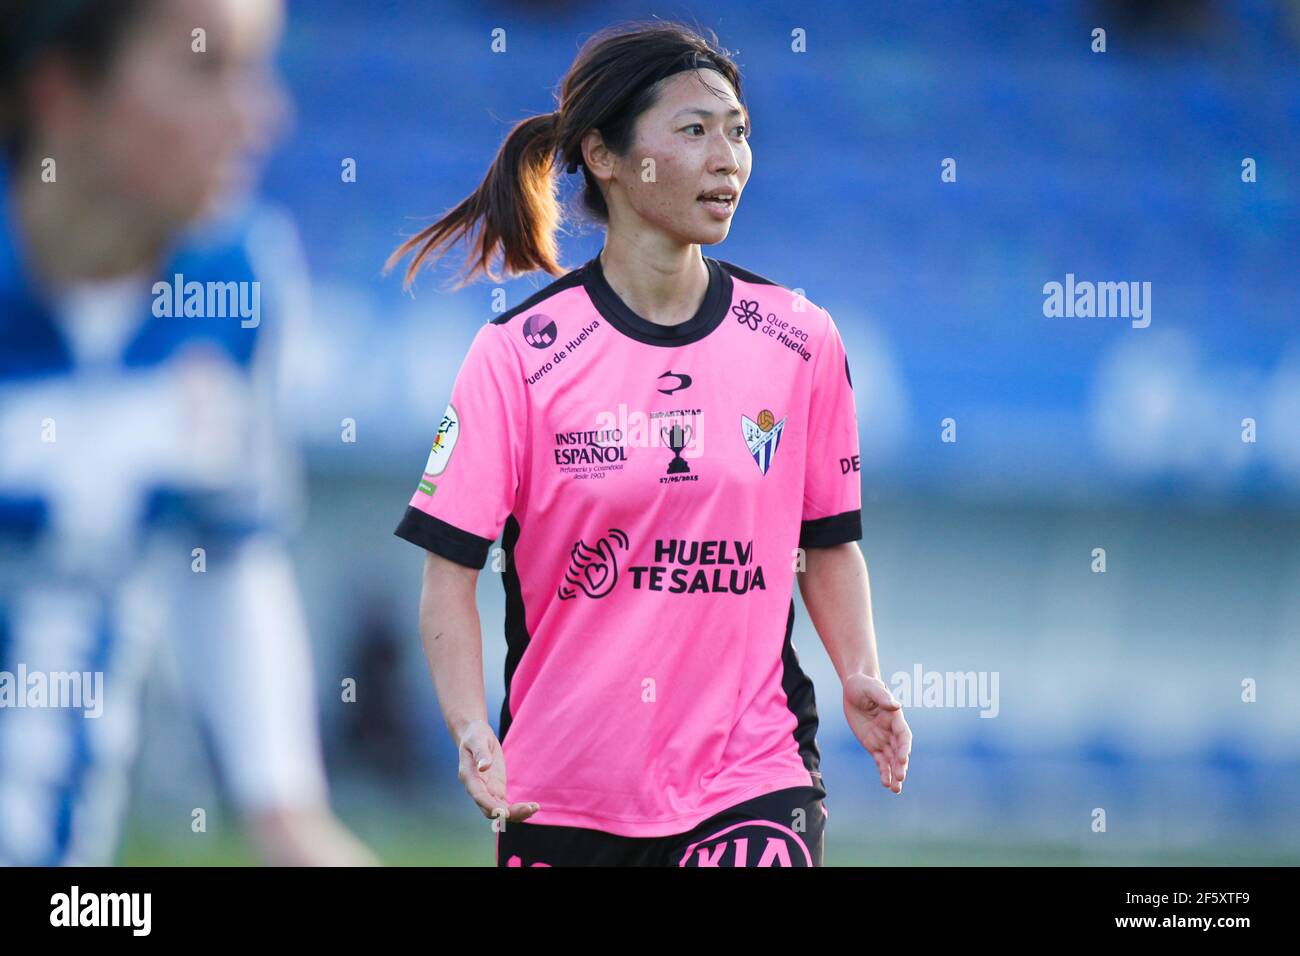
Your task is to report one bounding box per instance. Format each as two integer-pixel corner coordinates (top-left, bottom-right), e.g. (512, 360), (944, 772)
(497, 786), (827, 867)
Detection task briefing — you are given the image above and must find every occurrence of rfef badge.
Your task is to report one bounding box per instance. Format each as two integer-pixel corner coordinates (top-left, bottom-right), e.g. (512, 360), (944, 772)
(418, 402), (460, 494)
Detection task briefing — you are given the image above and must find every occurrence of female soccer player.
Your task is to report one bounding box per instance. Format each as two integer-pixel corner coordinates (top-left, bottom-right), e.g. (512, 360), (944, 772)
(390, 21), (911, 867)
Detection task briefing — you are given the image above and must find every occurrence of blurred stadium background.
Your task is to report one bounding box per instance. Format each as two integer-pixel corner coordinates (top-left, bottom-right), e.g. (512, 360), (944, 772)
(123, 0), (1299, 864)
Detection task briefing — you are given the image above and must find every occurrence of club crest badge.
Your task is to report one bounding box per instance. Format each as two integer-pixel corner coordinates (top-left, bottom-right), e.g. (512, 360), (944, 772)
(741, 408), (786, 475)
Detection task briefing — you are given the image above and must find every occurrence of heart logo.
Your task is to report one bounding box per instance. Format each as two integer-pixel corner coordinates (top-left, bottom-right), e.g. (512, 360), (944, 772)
(557, 528), (629, 600)
(582, 561), (609, 592)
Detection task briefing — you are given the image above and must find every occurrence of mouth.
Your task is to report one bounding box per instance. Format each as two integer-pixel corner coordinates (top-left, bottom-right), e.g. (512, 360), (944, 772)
(697, 189), (737, 215)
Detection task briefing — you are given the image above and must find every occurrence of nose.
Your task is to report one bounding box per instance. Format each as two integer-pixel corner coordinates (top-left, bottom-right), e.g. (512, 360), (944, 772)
(707, 127), (741, 174)
(259, 68), (293, 147)
(231, 64), (292, 155)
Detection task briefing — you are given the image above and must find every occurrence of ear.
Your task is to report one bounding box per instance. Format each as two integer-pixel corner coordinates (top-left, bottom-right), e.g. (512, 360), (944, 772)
(580, 127), (615, 184)
(22, 57), (91, 140)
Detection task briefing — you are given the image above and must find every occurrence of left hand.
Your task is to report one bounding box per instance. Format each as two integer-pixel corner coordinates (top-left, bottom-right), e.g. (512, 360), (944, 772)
(842, 672), (911, 794)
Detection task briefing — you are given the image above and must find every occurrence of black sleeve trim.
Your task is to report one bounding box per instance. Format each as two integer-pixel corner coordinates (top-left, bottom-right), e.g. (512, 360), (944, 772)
(394, 506), (494, 569)
(799, 509), (863, 548)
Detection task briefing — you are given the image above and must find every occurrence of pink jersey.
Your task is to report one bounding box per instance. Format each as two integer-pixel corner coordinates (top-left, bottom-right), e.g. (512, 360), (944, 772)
(395, 250), (862, 836)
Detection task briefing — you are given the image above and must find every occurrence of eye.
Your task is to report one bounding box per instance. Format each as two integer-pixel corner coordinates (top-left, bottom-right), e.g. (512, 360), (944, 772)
(683, 123), (705, 135)
(733, 124), (749, 138)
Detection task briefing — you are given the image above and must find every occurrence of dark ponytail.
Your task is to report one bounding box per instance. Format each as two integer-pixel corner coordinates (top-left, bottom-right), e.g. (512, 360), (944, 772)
(385, 111), (564, 289)
(386, 19), (745, 290)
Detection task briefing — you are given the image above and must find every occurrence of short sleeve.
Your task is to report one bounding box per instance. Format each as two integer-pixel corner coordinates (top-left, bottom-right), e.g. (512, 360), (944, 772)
(394, 321), (525, 568)
(799, 309), (863, 548)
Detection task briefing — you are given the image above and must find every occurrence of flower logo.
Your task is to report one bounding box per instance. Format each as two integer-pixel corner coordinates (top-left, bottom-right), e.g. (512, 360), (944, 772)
(731, 299), (763, 331)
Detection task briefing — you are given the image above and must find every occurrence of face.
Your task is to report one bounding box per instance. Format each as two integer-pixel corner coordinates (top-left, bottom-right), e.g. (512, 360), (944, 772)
(62, 0), (289, 226)
(586, 68), (752, 247)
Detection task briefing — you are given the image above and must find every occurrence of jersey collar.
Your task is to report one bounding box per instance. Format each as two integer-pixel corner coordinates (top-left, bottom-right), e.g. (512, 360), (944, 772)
(582, 248), (732, 347)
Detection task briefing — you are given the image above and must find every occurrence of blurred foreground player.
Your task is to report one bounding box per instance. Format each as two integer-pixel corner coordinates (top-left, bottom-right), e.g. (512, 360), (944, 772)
(0, 0), (373, 865)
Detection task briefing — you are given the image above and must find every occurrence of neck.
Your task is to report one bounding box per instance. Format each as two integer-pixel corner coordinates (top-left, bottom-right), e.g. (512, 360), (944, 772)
(11, 149), (167, 288)
(598, 231), (709, 328)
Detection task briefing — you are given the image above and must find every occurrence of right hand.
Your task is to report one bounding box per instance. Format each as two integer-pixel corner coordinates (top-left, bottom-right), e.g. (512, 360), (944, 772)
(457, 719), (540, 823)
